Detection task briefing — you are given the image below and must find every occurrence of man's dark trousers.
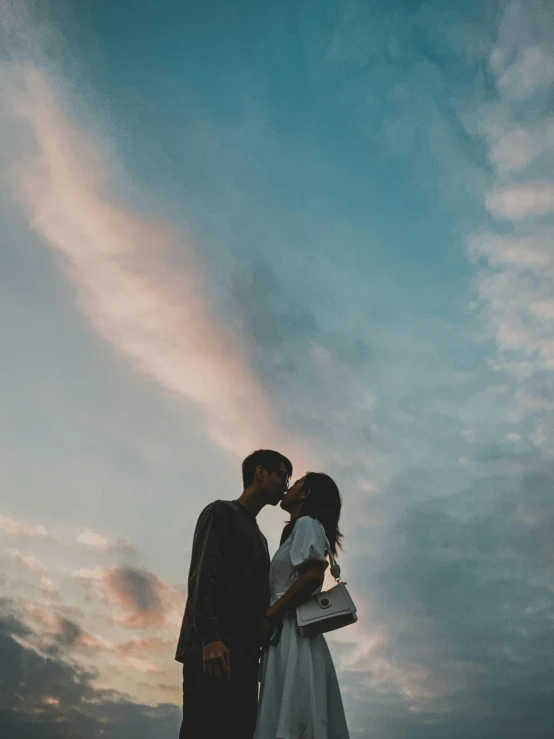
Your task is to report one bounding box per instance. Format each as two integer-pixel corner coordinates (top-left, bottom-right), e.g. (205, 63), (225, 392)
(179, 647), (259, 739)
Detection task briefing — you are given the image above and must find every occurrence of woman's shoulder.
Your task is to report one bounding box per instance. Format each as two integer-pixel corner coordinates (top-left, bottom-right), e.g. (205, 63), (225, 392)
(292, 515), (325, 539)
(289, 516), (328, 568)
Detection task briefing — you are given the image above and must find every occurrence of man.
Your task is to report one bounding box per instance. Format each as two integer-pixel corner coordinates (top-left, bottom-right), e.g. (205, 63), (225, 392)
(175, 449), (293, 739)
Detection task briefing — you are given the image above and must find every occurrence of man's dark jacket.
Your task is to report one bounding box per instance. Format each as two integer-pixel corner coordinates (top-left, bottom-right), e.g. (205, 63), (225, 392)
(175, 499), (270, 661)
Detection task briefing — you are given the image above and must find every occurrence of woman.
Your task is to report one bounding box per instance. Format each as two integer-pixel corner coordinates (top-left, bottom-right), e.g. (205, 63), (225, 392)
(254, 472), (350, 739)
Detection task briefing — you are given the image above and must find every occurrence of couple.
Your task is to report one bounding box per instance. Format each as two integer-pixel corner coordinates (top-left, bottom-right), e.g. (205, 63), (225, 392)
(175, 449), (350, 739)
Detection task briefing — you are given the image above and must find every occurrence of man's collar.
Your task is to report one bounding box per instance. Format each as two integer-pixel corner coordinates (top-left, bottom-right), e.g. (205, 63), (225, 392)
(233, 499), (256, 519)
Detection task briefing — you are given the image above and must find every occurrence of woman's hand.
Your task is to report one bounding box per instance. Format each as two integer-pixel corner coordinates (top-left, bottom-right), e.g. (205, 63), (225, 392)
(254, 617), (275, 650)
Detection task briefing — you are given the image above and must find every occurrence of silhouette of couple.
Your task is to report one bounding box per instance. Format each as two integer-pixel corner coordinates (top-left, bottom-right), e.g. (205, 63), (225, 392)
(175, 449), (350, 739)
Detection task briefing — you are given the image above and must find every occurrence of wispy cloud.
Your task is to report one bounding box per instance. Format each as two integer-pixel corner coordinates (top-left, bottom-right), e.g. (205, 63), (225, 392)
(0, 511), (48, 539)
(468, 0), (554, 425)
(6, 547), (54, 591)
(6, 548), (48, 575)
(113, 636), (175, 675)
(0, 63), (301, 460)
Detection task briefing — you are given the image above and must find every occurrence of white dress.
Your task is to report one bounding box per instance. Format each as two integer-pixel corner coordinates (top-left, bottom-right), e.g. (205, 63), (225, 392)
(254, 516), (350, 739)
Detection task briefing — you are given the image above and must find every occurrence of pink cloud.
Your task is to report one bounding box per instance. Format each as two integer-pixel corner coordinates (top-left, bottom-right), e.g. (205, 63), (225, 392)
(114, 636), (174, 658)
(76, 529), (109, 549)
(74, 565), (181, 629)
(0, 512), (48, 539)
(75, 529), (136, 558)
(112, 636), (174, 675)
(6, 548), (47, 574)
(0, 65), (298, 460)
(23, 604), (102, 650)
(103, 567), (181, 629)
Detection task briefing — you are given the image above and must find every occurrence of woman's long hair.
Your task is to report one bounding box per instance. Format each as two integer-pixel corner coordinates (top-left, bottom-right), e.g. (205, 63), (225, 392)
(280, 472), (343, 557)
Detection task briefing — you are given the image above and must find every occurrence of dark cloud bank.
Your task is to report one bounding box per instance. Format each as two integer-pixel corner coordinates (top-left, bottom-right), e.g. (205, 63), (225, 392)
(345, 452), (554, 739)
(0, 599), (180, 739)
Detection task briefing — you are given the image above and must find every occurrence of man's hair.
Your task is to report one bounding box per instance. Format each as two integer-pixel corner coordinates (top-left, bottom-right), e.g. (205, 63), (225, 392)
(242, 449), (293, 488)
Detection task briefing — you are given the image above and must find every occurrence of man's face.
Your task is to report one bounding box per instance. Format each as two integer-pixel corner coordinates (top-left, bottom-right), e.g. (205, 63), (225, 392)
(262, 462), (290, 506)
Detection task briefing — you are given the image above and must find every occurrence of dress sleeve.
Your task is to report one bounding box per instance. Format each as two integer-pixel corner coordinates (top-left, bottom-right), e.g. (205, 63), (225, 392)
(289, 516), (329, 572)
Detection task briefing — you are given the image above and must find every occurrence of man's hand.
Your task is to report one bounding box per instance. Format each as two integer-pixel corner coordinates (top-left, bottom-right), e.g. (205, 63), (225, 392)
(202, 640), (231, 680)
(254, 618), (274, 651)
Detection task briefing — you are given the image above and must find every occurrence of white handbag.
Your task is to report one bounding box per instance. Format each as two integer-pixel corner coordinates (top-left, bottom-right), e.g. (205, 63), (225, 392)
(296, 529), (357, 638)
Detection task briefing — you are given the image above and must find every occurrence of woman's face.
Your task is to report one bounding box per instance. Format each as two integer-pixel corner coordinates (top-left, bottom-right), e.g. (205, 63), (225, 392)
(280, 474), (310, 513)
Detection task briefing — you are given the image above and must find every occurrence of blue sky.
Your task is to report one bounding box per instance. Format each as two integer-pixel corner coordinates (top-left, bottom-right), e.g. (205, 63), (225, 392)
(1, 0), (554, 737)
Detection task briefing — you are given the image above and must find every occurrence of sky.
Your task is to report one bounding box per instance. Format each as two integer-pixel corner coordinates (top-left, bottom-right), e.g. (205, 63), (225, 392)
(1, 0), (554, 736)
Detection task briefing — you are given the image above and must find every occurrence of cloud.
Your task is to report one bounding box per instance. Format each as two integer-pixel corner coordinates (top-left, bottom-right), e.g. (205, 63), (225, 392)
(6, 547), (54, 590)
(16, 590), (180, 704)
(467, 240), (554, 372)
(75, 528), (136, 558)
(77, 529), (109, 549)
(105, 568), (173, 628)
(529, 300), (554, 321)
(468, 231), (552, 269)
(467, 0), (554, 424)
(489, 1), (554, 102)
(0, 599), (180, 739)
(75, 565), (181, 629)
(348, 450), (554, 737)
(6, 547), (47, 575)
(488, 120), (554, 175)
(1, 2), (553, 738)
(114, 636), (174, 659)
(496, 45), (554, 101)
(485, 183), (554, 220)
(53, 616), (86, 646)
(0, 511), (48, 539)
(0, 62), (298, 460)
(23, 604), (101, 650)
(341, 624), (453, 704)
(113, 636), (175, 675)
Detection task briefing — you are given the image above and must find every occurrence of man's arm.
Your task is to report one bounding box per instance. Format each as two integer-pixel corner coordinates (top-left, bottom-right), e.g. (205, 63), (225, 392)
(189, 502), (230, 679)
